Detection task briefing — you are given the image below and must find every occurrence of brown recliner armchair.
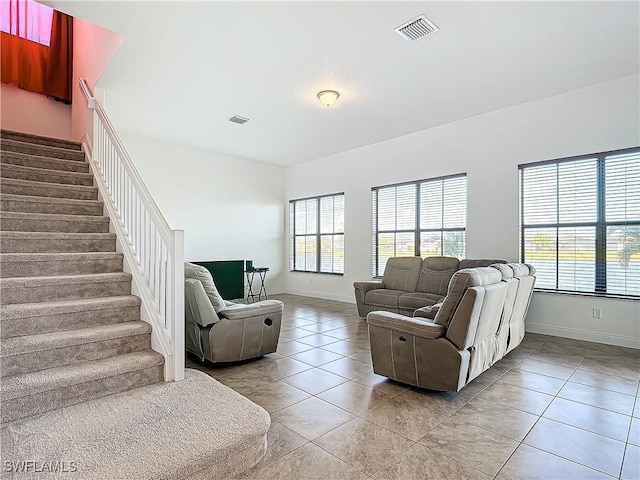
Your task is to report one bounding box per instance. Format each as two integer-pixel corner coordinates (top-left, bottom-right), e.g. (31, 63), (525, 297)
(184, 263), (283, 363)
(367, 265), (534, 392)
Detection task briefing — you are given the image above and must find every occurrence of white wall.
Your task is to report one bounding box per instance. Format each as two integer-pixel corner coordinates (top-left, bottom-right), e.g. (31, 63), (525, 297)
(1, 83), (71, 139)
(120, 133), (286, 294)
(285, 75), (640, 348)
(71, 17), (123, 144)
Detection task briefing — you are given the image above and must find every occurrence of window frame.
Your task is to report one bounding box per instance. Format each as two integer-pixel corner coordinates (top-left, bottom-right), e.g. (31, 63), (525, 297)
(289, 192), (345, 275)
(371, 173), (467, 277)
(519, 146), (640, 299)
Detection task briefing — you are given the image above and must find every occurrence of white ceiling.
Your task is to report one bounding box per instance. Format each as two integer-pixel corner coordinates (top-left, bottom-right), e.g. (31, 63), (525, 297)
(50, 1), (639, 166)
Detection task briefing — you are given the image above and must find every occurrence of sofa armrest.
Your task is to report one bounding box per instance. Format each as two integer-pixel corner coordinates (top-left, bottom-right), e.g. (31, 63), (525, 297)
(367, 311), (445, 340)
(354, 280), (384, 295)
(220, 300), (284, 321)
(413, 303), (442, 320)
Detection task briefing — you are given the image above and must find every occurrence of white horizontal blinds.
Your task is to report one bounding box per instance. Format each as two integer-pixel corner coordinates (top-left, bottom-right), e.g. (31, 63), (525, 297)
(557, 160), (597, 292)
(372, 192), (378, 276)
(521, 159), (598, 292)
(319, 195), (345, 274)
(605, 151), (640, 296)
(289, 204), (295, 270)
(291, 194), (345, 274)
(374, 185), (417, 275)
(372, 174), (466, 276)
(520, 147), (640, 297)
(419, 176), (467, 258)
(292, 198), (317, 272)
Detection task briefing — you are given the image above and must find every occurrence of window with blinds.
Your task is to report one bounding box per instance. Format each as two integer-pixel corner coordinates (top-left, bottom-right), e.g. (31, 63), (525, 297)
(372, 174), (467, 276)
(290, 193), (345, 274)
(519, 147), (640, 297)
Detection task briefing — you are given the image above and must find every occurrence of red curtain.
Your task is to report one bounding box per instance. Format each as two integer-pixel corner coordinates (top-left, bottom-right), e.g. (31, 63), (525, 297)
(1, 9), (73, 103)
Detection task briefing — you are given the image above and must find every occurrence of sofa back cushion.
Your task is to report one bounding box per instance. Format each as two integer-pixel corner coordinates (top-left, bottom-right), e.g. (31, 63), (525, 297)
(459, 259), (506, 269)
(381, 257), (423, 293)
(416, 256), (460, 295)
(185, 263), (227, 313)
(434, 267), (503, 328)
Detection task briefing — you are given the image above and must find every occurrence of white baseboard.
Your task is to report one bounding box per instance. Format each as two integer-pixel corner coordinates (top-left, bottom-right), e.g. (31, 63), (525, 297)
(286, 288), (355, 304)
(526, 322), (640, 349)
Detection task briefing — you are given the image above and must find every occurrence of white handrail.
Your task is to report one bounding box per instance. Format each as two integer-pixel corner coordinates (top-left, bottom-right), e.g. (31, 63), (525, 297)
(80, 78), (185, 381)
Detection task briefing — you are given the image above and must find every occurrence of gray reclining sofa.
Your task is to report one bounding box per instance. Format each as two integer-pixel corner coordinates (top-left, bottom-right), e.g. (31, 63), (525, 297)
(367, 263), (536, 391)
(353, 256), (505, 317)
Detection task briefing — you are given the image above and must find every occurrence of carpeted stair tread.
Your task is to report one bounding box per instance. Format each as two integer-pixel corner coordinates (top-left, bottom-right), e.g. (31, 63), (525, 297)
(0, 296), (141, 339)
(0, 272), (131, 304)
(0, 251), (123, 277)
(1, 138), (85, 161)
(0, 231), (114, 240)
(0, 193), (103, 215)
(1, 369), (270, 480)
(1, 150), (89, 173)
(0, 211), (109, 233)
(1, 129), (82, 151)
(1, 350), (163, 400)
(0, 231), (116, 253)
(0, 295), (140, 320)
(0, 162), (94, 186)
(1, 177), (98, 200)
(1, 321), (151, 357)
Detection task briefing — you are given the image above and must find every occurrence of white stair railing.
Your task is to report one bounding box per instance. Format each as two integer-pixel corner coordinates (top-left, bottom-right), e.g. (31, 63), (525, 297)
(80, 78), (184, 381)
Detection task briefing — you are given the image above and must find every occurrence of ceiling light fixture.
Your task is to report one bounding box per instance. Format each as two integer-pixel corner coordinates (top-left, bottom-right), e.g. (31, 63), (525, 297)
(317, 90), (340, 107)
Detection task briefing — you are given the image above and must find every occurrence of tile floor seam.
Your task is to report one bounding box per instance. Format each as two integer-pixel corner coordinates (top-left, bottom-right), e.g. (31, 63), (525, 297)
(425, 416), (521, 477)
(619, 443), (630, 479)
(310, 430), (418, 478)
(519, 435), (620, 479)
(539, 341), (637, 442)
(495, 338), (584, 479)
(556, 382), (638, 415)
(521, 340), (625, 478)
(619, 394), (640, 479)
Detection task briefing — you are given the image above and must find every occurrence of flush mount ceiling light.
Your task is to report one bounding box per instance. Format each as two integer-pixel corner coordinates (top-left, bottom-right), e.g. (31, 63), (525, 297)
(317, 90), (340, 107)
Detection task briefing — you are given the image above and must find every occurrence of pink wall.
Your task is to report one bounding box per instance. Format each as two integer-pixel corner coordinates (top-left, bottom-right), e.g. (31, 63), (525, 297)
(72, 17), (123, 143)
(1, 83), (72, 139)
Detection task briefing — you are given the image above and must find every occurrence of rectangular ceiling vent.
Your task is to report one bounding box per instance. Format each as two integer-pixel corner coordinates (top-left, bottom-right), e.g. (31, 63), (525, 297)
(395, 15), (439, 43)
(229, 115), (250, 125)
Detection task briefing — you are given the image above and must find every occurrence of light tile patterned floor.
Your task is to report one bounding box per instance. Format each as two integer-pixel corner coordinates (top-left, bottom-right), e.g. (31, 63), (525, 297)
(186, 294), (640, 480)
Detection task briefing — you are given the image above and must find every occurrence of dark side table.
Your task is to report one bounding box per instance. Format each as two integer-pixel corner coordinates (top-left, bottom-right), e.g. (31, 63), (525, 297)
(245, 267), (269, 302)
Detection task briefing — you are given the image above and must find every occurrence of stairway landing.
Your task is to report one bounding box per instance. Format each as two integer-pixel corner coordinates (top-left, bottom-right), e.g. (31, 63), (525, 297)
(1, 369), (270, 480)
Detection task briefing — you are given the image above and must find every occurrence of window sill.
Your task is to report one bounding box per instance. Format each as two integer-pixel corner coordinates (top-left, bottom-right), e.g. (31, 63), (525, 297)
(533, 288), (639, 301)
(290, 270), (344, 276)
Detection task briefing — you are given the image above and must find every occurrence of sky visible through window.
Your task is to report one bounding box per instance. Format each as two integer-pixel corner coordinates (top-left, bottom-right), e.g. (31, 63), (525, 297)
(1, 0), (54, 46)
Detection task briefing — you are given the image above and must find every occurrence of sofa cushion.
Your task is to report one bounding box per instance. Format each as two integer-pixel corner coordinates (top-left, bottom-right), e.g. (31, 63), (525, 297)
(381, 257), (422, 293)
(185, 263), (227, 313)
(398, 292), (443, 310)
(416, 256), (459, 295)
(459, 259), (506, 269)
(365, 289), (406, 308)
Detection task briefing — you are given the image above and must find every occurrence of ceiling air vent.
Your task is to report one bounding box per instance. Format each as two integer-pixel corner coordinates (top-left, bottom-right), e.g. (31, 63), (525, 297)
(394, 14), (439, 43)
(229, 115), (250, 125)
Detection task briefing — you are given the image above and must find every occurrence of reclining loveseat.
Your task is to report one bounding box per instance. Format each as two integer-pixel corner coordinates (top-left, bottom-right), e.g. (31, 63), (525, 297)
(353, 256), (505, 317)
(367, 263), (535, 391)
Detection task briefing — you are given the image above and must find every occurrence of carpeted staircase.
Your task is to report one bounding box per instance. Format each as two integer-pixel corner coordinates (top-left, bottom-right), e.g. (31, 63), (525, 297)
(0, 130), (164, 423)
(0, 130), (271, 480)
